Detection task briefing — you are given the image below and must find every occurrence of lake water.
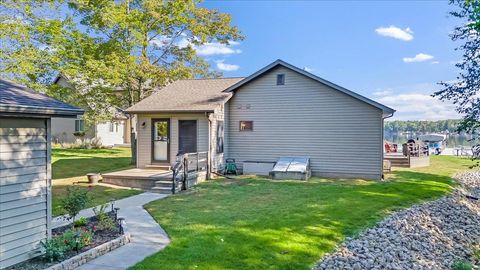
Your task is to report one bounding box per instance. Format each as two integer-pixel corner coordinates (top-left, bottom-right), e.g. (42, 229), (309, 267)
(384, 133), (478, 147)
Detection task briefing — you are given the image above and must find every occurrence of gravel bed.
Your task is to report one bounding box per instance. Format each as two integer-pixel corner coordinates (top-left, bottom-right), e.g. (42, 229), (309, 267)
(314, 171), (480, 270)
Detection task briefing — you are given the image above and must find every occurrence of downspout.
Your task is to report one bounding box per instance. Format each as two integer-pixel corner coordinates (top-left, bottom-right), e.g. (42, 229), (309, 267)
(206, 112), (212, 180)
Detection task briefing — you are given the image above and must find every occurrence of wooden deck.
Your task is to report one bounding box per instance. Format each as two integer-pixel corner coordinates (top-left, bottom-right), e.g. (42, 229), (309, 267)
(102, 168), (174, 194)
(103, 168), (172, 179)
(384, 153), (430, 168)
(101, 166), (208, 194)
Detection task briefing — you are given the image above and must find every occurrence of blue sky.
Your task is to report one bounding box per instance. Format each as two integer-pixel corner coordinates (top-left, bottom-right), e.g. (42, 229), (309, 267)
(198, 1), (464, 121)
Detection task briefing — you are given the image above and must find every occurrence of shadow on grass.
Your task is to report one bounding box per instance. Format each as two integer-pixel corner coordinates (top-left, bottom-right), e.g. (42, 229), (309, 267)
(52, 147), (127, 156)
(133, 168), (458, 270)
(52, 183), (141, 216)
(52, 157), (132, 179)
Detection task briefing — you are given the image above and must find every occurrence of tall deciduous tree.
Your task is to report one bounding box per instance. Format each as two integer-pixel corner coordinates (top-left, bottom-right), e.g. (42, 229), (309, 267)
(0, 0), (242, 120)
(66, 0), (242, 108)
(434, 0), (480, 138)
(1, 0), (242, 163)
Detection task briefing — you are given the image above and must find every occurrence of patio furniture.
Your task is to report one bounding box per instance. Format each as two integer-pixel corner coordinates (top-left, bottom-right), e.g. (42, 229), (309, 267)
(384, 142), (398, 153)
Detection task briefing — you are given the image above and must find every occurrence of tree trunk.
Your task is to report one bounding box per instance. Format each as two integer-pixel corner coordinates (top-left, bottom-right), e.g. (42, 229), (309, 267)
(130, 116), (136, 165)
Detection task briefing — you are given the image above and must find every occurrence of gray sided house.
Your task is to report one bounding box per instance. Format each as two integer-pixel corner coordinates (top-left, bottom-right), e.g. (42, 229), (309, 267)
(126, 60), (395, 180)
(0, 79), (83, 269)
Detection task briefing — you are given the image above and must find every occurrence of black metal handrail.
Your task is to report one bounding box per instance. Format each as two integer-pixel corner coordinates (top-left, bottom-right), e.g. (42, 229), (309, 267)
(171, 151), (208, 194)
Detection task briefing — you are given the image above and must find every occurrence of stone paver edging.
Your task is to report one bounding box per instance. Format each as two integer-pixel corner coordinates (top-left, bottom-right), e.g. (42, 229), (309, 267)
(45, 234), (130, 270)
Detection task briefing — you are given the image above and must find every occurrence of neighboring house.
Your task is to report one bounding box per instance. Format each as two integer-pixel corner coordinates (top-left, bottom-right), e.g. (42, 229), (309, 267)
(51, 74), (131, 146)
(126, 60), (395, 180)
(0, 79), (83, 269)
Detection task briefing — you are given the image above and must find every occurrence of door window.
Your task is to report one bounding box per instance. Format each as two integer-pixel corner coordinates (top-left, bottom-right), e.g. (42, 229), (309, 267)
(153, 120), (169, 161)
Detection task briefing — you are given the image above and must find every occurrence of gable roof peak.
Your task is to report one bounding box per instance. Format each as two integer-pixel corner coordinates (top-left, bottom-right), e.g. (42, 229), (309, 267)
(223, 59), (395, 115)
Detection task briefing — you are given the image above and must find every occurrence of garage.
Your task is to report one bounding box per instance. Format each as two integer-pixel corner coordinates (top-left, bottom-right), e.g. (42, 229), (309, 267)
(0, 79), (83, 269)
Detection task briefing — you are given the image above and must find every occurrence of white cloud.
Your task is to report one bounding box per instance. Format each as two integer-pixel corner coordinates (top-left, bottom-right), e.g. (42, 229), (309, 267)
(375, 26), (414, 41)
(431, 61), (440, 64)
(304, 67), (314, 73)
(215, 60), (239, 71)
(403, 53), (434, 63)
(150, 37), (241, 56)
(373, 89), (393, 96)
(196, 42), (242, 56)
(376, 93), (460, 120)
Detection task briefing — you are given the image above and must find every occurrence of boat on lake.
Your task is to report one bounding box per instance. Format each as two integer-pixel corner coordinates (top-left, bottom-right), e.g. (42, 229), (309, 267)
(417, 133), (447, 155)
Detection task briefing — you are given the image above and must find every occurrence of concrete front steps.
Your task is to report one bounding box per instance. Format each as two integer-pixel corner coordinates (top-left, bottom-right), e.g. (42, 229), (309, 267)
(150, 180), (181, 194)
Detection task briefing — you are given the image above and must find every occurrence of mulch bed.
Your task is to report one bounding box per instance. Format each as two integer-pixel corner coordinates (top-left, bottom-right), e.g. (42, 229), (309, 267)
(6, 212), (122, 270)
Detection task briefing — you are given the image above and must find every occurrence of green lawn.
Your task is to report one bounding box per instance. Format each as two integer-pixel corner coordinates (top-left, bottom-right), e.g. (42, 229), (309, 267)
(52, 147), (141, 216)
(132, 156), (472, 270)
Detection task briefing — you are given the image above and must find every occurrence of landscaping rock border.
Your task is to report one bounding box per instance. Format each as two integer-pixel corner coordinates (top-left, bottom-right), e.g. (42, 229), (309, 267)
(45, 233), (130, 270)
(313, 170), (480, 270)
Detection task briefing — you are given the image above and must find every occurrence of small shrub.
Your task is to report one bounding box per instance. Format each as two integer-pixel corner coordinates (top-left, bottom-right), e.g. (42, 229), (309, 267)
(60, 228), (93, 251)
(93, 204), (116, 231)
(452, 260), (473, 270)
(66, 138), (103, 149)
(41, 238), (67, 262)
(73, 216), (88, 227)
(80, 229), (93, 246)
(60, 186), (91, 224)
(89, 137), (103, 149)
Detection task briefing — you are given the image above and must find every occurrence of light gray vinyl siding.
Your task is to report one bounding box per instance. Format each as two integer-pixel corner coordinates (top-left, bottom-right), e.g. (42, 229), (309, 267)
(0, 118), (51, 269)
(226, 66), (383, 179)
(136, 113), (209, 168)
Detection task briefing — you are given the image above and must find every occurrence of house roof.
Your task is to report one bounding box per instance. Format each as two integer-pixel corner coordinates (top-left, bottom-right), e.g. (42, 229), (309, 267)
(53, 73), (126, 92)
(126, 77), (244, 113)
(224, 59), (396, 115)
(0, 79), (84, 117)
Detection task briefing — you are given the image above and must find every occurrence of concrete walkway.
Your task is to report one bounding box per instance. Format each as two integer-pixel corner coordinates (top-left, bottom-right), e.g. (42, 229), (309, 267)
(53, 193), (171, 270)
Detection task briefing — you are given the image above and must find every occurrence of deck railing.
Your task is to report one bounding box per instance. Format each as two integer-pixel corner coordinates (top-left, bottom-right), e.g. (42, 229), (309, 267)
(171, 151), (208, 194)
(402, 142), (429, 157)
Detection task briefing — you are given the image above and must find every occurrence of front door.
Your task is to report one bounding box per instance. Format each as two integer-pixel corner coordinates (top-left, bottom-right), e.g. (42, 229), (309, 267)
(178, 120), (197, 154)
(152, 119), (170, 163)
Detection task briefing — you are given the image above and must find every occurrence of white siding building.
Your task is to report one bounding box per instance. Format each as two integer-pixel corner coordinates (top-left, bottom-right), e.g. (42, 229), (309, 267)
(51, 75), (131, 147)
(0, 79), (83, 269)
